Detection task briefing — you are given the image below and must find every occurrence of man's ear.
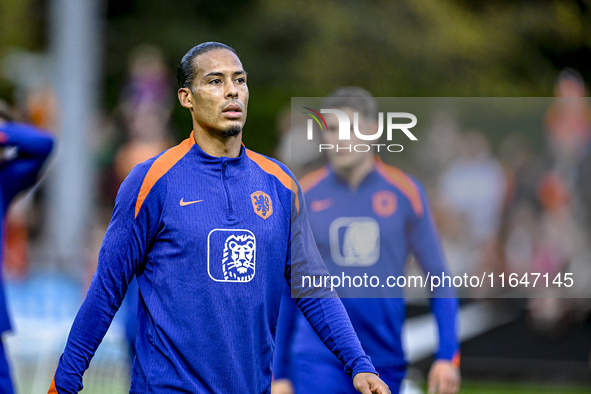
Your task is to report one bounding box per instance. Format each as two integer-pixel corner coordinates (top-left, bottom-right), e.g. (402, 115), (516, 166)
(178, 88), (193, 110)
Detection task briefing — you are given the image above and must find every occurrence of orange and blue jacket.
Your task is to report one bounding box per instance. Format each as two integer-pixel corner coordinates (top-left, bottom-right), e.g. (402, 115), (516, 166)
(50, 132), (376, 393)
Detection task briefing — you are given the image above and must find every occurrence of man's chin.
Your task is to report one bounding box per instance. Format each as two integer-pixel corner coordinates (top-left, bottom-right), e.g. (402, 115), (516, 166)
(223, 126), (242, 137)
(331, 154), (364, 170)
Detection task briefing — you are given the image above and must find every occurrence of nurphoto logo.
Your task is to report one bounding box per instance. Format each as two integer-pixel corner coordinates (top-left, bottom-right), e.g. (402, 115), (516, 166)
(302, 107), (418, 153)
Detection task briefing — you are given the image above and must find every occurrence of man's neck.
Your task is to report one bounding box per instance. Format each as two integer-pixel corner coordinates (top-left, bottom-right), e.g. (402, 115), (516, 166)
(193, 129), (242, 158)
(334, 155), (375, 190)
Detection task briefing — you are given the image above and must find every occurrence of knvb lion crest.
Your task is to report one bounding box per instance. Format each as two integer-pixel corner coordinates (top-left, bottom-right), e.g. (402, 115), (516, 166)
(251, 191), (273, 220)
(372, 190), (397, 218)
(222, 233), (256, 282)
(207, 229), (256, 283)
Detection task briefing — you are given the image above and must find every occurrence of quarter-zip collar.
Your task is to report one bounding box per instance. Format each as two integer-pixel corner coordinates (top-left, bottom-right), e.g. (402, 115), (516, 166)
(326, 163), (379, 193)
(186, 131), (246, 220)
(188, 131), (247, 168)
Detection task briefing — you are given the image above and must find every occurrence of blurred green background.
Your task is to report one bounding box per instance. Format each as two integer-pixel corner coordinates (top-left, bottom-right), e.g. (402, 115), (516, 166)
(3, 0), (591, 153)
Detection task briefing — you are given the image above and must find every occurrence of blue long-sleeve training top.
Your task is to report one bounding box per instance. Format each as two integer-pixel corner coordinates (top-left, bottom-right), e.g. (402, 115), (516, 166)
(273, 160), (459, 382)
(0, 122), (54, 333)
(50, 132), (376, 394)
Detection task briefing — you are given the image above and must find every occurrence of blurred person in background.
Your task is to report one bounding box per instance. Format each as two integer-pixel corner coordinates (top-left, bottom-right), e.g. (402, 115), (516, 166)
(524, 68), (591, 335)
(113, 44), (176, 183)
(48, 42), (389, 394)
(0, 100), (54, 394)
(412, 110), (462, 188)
(112, 44), (176, 364)
(3, 82), (58, 279)
(545, 68), (591, 176)
(413, 112), (466, 280)
(273, 87), (460, 394)
(544, 69), (591, 254)
(437, 130), (507, 286)
(497, 134), (543, 279)
(274, 107), (323, 179)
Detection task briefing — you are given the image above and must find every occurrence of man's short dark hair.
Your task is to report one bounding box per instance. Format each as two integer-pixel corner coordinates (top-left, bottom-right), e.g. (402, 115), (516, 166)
(177, 42), (237, 90)
(557, 67), (585, 87)
(321, 87), (377, 121)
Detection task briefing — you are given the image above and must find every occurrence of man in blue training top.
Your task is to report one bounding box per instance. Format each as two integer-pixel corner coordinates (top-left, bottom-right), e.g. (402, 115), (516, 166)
(0, 101), (54, 394)
(273, 88), (460, 394)
(49, 43), (390, 393)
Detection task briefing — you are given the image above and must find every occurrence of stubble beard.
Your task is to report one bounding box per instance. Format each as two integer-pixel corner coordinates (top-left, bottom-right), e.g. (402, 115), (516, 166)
(223, 126), (242, 137)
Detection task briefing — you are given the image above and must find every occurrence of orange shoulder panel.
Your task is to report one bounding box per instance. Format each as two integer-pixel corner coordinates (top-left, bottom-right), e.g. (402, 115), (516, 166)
(245, 149), (300, 214)
(299, 166), (330, 194)
(375, 159), (424, 217)
(134, 133), (195, 218)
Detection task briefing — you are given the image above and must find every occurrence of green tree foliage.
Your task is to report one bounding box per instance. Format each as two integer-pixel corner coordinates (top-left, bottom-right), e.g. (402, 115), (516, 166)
(76, 0), (591, 152)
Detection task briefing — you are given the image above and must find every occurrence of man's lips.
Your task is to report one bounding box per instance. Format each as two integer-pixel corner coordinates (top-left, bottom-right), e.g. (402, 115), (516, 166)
(222, 104), (243, 119)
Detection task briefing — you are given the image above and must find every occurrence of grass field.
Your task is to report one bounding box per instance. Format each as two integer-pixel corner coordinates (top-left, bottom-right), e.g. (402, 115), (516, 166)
(76, 379), (591, 394)
(435, 381), (591, 393)
(19, 376), (591, 393)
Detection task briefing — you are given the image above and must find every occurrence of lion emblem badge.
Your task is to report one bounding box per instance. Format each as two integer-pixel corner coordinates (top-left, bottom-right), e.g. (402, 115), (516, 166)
(342, 221), (380, 266)
(251, 191), (273, 220)
(222, 233), (256, 281)
(207, 229), (256, 283)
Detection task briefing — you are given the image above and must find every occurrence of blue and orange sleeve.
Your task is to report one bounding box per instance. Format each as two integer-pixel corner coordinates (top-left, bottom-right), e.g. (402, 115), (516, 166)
(48, 136), (194, 393)
(49, 160), (161, 393)
(244, 154), (377, 379)
(407, 179), (459, 363)
(430, 298), (460, 363)
(288, 187), (377, 378)
(273, 166), (377, 380)
(272, 282), (298, 380)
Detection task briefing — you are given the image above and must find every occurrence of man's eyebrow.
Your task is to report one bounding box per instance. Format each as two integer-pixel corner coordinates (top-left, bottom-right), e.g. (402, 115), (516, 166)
(203, 70), (247, 79)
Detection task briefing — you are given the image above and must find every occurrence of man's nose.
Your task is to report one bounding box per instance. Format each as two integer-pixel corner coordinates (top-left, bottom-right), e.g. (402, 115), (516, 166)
(225, 82), (238, 98)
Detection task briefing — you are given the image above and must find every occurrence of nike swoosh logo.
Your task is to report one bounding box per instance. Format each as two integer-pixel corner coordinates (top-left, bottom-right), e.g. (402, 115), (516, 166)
(180, 198), (203, 206)
(311, 198), (334, 212)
